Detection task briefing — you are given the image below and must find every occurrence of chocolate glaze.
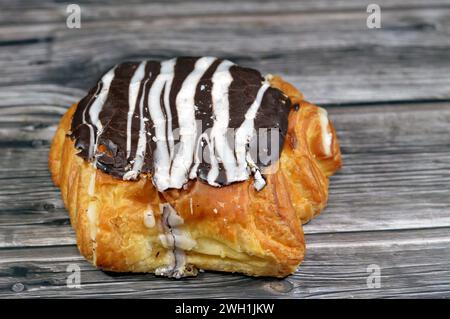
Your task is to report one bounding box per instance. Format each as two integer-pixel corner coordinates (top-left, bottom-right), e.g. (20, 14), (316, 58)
(70, 57), (293, 191)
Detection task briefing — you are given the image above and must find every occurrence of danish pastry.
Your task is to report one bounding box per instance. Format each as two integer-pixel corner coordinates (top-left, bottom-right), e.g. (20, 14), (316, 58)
(49, 57), (342, 278)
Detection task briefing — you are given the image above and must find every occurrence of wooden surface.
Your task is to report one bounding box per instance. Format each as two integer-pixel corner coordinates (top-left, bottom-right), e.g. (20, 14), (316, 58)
(0, 0), (449, 298)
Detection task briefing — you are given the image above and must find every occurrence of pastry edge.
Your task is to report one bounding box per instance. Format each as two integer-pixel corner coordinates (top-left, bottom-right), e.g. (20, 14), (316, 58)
(48, 76), (342, 278)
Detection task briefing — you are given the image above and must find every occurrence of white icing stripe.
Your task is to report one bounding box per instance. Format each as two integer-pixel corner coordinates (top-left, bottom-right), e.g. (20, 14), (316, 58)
(235, 82), (270, 187)
(207, 60), (236, 185)
(123, 63), (151, 180)
(148, 59), (176, 190)
(123, 79), (150, 180)
(126, 62), (147, 159)
(205, 138), (220, 186)
(189, 132), (209, 179)
(163, 69), (176, 160)
(318, 108), (333, 157)
(81, 83), (100, 160)
(246, 152), (266, 191)
(89, 67), (116, 134)
(202, 134), (218, 185)
(168, 57), (216, 189)
(88, 66), (116, 160)
(83, 58), (274, 192)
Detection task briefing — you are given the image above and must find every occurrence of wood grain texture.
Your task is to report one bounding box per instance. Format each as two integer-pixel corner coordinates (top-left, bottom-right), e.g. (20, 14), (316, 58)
(0, 0), (449, 298)
(1, 1), (450, 104)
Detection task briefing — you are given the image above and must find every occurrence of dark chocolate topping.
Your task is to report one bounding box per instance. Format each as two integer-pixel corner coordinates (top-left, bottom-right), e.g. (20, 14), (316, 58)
(70, 57), (292, 191)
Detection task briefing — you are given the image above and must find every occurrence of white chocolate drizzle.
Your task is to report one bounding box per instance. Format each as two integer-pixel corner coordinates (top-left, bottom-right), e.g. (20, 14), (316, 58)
(148, 59), (176, 190)
(235, 83), (270, 189)
(123, 61), (150, 180)
(168, 57), (216, 189)
(206, 60), (236, 184)
(126, 61), (147, 159)
(72, 57), (289, 192)
(87, 66), (116, 160)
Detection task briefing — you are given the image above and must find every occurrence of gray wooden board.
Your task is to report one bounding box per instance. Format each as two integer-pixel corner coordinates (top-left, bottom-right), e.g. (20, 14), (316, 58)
(0, 0), (449, 298)
(1, 1), (450, 104)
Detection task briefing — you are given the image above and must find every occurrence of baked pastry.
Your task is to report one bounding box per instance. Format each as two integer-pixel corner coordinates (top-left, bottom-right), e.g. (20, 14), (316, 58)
(49, 57), (342, 278)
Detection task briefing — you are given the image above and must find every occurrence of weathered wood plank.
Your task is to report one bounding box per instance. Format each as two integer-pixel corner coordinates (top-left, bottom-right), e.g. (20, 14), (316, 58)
(0, 7), (450, 104)
(1, 227), (450, 298)
(3, 0), (450, 25)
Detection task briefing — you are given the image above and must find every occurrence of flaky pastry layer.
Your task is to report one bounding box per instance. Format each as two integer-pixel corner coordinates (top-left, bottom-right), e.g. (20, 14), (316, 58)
(49, 76), (341, 278)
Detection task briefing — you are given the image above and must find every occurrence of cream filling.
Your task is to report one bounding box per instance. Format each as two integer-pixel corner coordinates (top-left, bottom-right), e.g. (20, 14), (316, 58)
(155, 203), (198, 278)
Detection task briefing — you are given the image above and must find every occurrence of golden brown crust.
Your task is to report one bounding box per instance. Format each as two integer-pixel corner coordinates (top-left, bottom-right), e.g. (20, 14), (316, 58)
(48, 77), (341, 277)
